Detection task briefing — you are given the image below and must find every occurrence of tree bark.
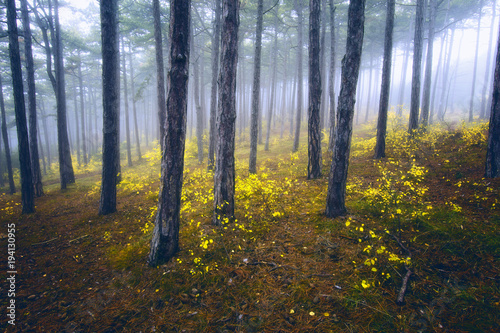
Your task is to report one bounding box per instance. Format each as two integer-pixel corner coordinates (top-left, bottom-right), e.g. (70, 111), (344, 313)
(153, 0), (167, 151)
(249, 0), (263, 174)
(325, 0), (365, 218)
(397, 19), (412, 116)
(408, 0), (425, 134)
(0, 73), (16, 194)
(148, 0), (191, 265)
(308, 0), (322, 179)
(420, 0), (436, 128)
(480, 0), (496, 119)
(193, 33), (204, 164)
(469, 0), (484, 122)
(293, 0), (304, 153)
(374, 0), (395, 159)
(99, 0), (120, 215)
(78, 54), (87, 165)
(7, 0), (35, 213)
(328, 0), (336, 152)
(121, 37), (133, 167)
(213, 0), (239, 225)
(485, 21), (500, 178)
(208, 0), (221, 171)
(128, 44), (141, 161)
(21, 0), (43, 197)
(265, 7), (279, 152)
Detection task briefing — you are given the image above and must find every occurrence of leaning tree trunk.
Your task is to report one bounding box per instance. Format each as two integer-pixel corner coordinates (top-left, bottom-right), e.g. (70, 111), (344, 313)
(293, 0), (304, 153)
(325, 0), (365, 218)
(374, 0), (395, 159)
(420, 0), (436, 128)
(408, 0), (425, 134)
(148, 0), (191, 266)
(249, 0), (263, 174)
(99, 0), (120, 215)
(308, 0), (322, 179)
(0, 73), (16, 195)
(7, 0), (35, 213)
(485, 21), (500, 178)
(213, 0), (239, 225)
(328, 0), (336, 152)
(208, 0), (221, 171)
(21, 0), (43, 197)
(153, 0), (167, 151)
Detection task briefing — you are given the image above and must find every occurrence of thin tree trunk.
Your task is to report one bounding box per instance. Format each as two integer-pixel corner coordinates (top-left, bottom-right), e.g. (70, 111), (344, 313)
(7, 0), (35, 213)
(249, 0), (263, 174)
(0, 74), (15, 194)
(420, 0), (436, 127)
(481, 0), (496, 119)
(40, 100), (51, 169)
(438, 25), (455, 121)
(469, 0), (484, 122)
(21, 0), (43, 197)
(193, 31), (204, 163)
(308, 0), (322, 179)
(325, 0), (365, 218)
(121, 37), (133, 167)
(78, 55), (87, 165)
(128, 45), (141, 161)
(374, 0), (395, 159)
(72, 77), (80, 165)
(397, 19), (412, 116)
(293, 0), (304, 153)
(265, 7), (279, 152)
(213, 0), (239, 225)
(99, 0), (120, 215)
(208, 0), (221, 171)
(328, 0), (336, 152)
(153, 0), (167, 151)
(148, 0), (191, 265)
(408, 0), (425, 133)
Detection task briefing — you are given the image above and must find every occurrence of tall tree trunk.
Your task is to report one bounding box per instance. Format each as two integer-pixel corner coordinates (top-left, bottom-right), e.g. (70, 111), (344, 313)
(72, 77), (80, 165)
(21, 0), (43, 197)
(408, 0), (425, 133)
(364, 53), (374, 123)
(208, 0), (221, 171)
(40, 100), (51, 169)
(420, 0), (436, 127)
(153, 0), (167, 151)
(193, 33), (204, 163)
(127, 44), (141, 161)
(481, 0), (496, 119)
(265, 7), (279, 152)
(249, 0), (263, 174)
(99, 0), (120, 215)
(53, 0), (75, 189)
(374, 0), (395, 159)
(437, 24), (455, 121)
(469, 0), (484, 122)
(308, 0), (322, 179)
(319, 0), (327, 130)
(78, 55), (87, 165)
(0, 74), (16, 194)
(325, 0), (365, 218)
(397, 19), (412, 116)
(7, 0), (35, 213)
(121, 37), (133, 167)
(148, 0), (191, 265)
(293, 0), (304, 153)
(328, 0), (336, 152)
(213, 0), (239, 225)
(485, 21), (500, 178)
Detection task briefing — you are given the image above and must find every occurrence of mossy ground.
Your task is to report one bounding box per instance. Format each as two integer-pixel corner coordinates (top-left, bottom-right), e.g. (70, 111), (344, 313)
(1, 117), (499, 332)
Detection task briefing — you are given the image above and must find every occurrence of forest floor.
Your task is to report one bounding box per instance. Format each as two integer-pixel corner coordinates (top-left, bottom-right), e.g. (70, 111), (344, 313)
(1, 118), (499, 332)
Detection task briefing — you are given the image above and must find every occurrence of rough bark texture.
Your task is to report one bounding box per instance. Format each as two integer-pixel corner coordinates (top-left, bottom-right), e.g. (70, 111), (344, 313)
(328, 0), (336, 152)
(7, 0), (35, 213)
(208, 0), (221, 171)
(0, 74), (15, 194)
(99, 0), (120, 215)
(121, 37), (133, 167)
(213, 0), (239, 225)
(292, 0), (304, 153)
(408, 0), (425, 134)
(308, 0), (322, 179)
(148, 0), (191, 266)
(54, 0), (75, 189)
(325, 0), (365, 218)
(153, 0), (167, 151)
(21, 0), (43, 197)
(485, 22), (500, 178)
(374, 0), (395, 159)
(420, 0), (436, 127)
(249, 0), (263, 174)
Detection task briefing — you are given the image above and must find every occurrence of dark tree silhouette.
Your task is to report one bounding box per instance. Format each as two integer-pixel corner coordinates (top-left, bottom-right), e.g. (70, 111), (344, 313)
(0, 73), (15, 195)
(99, 0), (120, 215)
(293, 0), (304, 153)
(328, 0), (336, 152)
(213, 0), (239, 225)
(7, 0), (35, 213)
(325, 0), (365, 218)
(148, 0), (191, 265)
(153, 0), (167, 151)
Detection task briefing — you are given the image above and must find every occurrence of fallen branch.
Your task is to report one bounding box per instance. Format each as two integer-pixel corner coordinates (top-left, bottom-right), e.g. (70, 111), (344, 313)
(68, 234), (90, 244)
(31, 237), (58, 246)
(396, 266), (412, 305)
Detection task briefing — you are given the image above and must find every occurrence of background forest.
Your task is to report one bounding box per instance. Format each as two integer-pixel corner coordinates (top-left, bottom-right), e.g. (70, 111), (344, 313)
(0, 0), (499, 332)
